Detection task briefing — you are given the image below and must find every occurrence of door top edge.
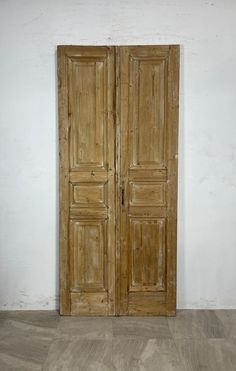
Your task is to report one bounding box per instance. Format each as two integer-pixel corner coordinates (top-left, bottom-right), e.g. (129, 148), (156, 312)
(57, 44), (180, 49)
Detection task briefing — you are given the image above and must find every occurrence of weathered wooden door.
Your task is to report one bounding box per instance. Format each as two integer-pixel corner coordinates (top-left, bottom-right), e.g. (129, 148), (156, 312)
(118, 46), (179, 315)
(58, 46), (116, 315)
(58, 45), (179, 316)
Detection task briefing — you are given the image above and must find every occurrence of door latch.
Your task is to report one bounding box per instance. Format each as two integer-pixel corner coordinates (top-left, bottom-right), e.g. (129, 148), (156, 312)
(121, 182), (125, 206)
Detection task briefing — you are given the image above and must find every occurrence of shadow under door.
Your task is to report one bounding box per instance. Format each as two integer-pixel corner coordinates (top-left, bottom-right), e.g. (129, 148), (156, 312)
(58, 45), (179, 316)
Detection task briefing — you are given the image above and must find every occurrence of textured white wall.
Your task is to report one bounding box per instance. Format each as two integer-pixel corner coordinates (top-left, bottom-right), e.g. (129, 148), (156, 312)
(0, 0), (236, 309)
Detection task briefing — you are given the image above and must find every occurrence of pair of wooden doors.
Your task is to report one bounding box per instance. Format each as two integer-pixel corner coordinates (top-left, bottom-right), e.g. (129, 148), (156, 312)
(58, 45), (179, 316)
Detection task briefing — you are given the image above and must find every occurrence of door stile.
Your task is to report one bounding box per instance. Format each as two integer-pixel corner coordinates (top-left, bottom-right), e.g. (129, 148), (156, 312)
(166, 45), (180, 314)
(58, 47), (71, 315)
(115, 46), (121, 316)
(119, 47), (130, 315)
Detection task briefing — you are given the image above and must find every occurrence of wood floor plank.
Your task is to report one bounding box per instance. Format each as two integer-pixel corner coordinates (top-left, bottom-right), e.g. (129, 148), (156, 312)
(196, 310), (226, 338)
(43, 339), (113, 371)
(112, 338), (183, 371)
(0, 352), (42, 371)
(55, 316), (113, 340)
(168, 310), (225, 339)
(175, 338), (236, 371)
(112, 316), (172, 339)
(0, 312), (58, 371)
(0, 310), (235, 371)
(215, 310), (236, 339)
(0, 310), (59, 329)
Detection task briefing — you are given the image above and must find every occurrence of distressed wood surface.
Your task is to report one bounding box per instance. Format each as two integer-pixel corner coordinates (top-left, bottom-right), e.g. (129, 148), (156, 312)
(58, 45), (179, 316)
(58, 46), (116, 315)
(119, 45), (180, 316)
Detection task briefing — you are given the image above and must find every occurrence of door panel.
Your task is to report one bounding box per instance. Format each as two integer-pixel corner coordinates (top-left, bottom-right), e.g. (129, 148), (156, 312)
(129, 218), (166, 291)
(58, 45), (179, 316)
(129, 57), (166, 168)
(68, 56), (107, 169)
(58, 46), (116, 315)
(129, 182), (166, 206)
(119, 46), (179, 315)
(69, 220), (107, 292)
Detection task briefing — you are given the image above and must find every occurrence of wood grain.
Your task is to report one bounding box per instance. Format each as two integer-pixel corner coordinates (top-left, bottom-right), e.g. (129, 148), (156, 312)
(58, 46), (116, 315)
(119, 45), (180, 316)
(58, 45), (179, 316)
(2, 310), (236, 371)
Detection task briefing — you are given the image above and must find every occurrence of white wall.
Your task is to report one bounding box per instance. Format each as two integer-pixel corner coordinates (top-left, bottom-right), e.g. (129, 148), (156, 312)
(0, 0), (236, 310)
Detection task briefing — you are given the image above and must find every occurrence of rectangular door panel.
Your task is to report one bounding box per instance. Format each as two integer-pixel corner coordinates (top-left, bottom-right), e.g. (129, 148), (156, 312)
(70, 182), (107, 208)
(119, 45), (179, 315)
(69, 57), (107, 169)
(129, 57), (167, 168)
(69, 220), (107, 292)
(129, 182), (166, 206)
(129, 218), (166, 292)
(59, 45), (179, 316)
(58, 46), (115, 315)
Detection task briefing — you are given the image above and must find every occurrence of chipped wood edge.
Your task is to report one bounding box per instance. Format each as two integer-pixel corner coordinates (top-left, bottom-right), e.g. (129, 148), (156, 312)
(166, 45), (180, 315)
(58, 46), (71, 315)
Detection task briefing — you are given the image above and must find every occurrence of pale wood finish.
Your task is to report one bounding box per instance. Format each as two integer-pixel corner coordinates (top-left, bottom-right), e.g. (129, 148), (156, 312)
(58, 45), (179, 316)
(58, 46), (116, 315)
(118, 45), (179, 315)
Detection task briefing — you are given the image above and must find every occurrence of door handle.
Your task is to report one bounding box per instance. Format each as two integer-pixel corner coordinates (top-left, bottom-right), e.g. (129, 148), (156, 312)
(121, 182), (125, 206)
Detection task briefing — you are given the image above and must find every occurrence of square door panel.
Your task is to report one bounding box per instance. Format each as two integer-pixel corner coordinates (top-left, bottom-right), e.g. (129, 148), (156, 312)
(129, 182), (166, 206)
(70, 182), (107, 208)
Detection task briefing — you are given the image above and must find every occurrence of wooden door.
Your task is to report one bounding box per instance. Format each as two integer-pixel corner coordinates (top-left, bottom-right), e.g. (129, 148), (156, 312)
(118, 46), (179, 315)
(58, 45), (179, 316)
(58, 46), (116, 315)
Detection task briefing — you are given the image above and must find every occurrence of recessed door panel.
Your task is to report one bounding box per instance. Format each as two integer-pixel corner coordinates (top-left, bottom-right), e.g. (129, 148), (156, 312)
(58, 45), (179, 316)
(69, 57), (107, 169)
(129, 182), (166, 206)
(119, 45), (179, 315)
(70, 182), (107, 208)
(129, 218), (166, 292)
(58, 46), (115, 315)
(129, 57), (167, 168)
(70, 220), (107, 292)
